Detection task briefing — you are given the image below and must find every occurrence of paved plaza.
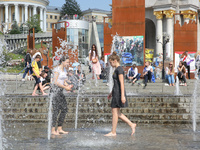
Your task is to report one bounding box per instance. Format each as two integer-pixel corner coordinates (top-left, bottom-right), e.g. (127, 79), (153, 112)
(3, 123), (200, 150)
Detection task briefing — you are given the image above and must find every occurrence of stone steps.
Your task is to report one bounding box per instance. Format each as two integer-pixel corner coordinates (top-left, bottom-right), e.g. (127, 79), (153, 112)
(1, 96), (199, 124)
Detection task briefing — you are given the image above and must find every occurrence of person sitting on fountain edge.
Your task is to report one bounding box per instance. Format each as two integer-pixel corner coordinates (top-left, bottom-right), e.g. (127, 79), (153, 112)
(43, 66), (52, 84)
(127, 64), (141, 85)
(177, 61), (187, 86)
(143, 61), (153, 88)
(31, 55), (48, 96)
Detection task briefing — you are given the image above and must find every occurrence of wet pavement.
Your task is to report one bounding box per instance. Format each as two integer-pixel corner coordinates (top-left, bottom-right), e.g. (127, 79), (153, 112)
(3, 123), (200, 150)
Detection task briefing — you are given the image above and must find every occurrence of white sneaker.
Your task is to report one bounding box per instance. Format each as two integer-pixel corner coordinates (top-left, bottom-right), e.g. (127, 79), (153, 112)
(22, 79), (25, 81)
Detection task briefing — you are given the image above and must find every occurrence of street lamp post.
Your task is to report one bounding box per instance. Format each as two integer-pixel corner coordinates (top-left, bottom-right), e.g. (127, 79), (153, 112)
(156, 34), (170, 80)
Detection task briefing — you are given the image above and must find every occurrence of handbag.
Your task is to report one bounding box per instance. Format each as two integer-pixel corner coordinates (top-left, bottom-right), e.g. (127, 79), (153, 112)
(92, 58), (97, 64)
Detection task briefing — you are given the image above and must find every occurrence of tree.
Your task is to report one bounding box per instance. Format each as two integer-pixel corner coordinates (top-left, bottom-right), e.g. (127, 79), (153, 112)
(9, 21), (21, 34)
(26, 15), (42, 33)
(61, 0), (82, 18)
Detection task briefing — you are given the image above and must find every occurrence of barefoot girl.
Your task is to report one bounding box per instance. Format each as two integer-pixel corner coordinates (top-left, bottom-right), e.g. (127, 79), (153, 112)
(51, 56), (73, 135)
(105, 52), (136, 136)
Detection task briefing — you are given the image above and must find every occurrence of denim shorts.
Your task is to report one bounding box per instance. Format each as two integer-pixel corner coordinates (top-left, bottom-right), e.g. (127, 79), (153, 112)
(33, 76), (41, 84)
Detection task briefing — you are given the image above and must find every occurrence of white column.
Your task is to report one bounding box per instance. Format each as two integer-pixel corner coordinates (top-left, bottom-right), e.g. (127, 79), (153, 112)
(154, 11), (163, 55)
(29, 6), (32, 19)
(43, 9), (46, 32)
(21, 5), (24, 23)
(164, 10), (175, 59)
(15, 4), (19, 23)
(25, 5), (28, 22)
(40, 7), (43, 31)
(5, 4), (8, 31)
(1, 6), (3, 23)
(9, 5), (11, 22)
(166, 18), (173, 59)
(33, 6), (37, 15)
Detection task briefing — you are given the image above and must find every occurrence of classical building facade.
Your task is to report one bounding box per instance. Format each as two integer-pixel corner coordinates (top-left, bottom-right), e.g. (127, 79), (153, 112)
(0, 0), (61, 33)
(146, 0), (199, 60)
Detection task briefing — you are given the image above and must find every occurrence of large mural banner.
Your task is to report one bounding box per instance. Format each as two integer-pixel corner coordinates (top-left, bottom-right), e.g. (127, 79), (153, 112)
(113, 36), (144, 66)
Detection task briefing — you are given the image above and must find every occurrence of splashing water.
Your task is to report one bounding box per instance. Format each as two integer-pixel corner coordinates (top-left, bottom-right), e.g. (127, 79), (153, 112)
(47, 92), (53, 140)
(175, 76), (182, 95)
(108, 34), (120, 92)
(47, 37), (78, 139)
(192, 79), (198, 132)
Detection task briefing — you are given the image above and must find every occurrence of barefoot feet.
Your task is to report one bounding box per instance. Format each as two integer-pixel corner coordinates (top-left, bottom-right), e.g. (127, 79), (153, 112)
(104, 132), (116, 137)
(51, 130), (60, 135)
(58, 129), (69, 134)
(131, 123), (137, 136)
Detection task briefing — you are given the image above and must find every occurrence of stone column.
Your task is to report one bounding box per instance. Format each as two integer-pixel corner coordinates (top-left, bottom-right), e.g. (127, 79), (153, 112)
(29, 6), (32, 19)
(154, 11), (163, 56)
(25, 5), (28, 22)
(163, 10), (175, 59)
(43, 9), (47, 32)
(5, 4), (8, 31)
(1, 6), (3, 23)
(15, 4), (19, 23)
(40, 7), (43, 31)
(33, 6), (37, 15)
(21, 5), (24, 23)
(9, 5), (11, 22)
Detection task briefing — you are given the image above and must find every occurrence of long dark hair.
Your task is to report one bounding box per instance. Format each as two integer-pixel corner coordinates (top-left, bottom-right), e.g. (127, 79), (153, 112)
(59, 56), (69, 65)
(90, 44), (98, 61)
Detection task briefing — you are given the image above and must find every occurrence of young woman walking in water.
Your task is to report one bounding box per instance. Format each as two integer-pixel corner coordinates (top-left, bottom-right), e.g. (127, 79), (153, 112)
(105, 52), (136, 137)
(51, 56), (73, 135)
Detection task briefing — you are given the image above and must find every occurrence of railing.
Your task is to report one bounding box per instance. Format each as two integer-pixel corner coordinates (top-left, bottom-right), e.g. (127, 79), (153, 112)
(6, 32), (52, 39)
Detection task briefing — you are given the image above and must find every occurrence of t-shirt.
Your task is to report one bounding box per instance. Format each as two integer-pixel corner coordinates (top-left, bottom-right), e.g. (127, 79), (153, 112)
(37, 61), (42, 69)
(89, 50), (97, 60)
(143, 66), (152, 73)
(25, 53), (31, 63)
(53, 66), (68, 85)
(127, 67), (138, 78)
(32, 60), (39, 76)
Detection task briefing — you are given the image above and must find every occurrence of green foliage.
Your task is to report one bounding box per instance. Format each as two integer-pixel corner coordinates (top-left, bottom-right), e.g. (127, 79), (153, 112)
(61, 0), (82, 18)
(26, 15), (41, 33)
(7, 53), (24, 60)
(9, 21), (21, 34)
(0, 31), (3, 35)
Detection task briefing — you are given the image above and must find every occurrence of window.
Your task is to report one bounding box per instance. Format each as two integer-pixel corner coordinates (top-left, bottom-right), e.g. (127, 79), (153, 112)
(50, 15), (52, 19)
(55, 16), (57, 19)
(12, 13), (15, 21)
(50, 23), (52, 28)
(46, 23), (48, 28)
(46, 15), (48, 19)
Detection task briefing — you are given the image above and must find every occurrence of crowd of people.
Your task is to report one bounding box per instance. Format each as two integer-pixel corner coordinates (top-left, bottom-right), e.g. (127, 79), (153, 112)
(22, 49), (86, 96)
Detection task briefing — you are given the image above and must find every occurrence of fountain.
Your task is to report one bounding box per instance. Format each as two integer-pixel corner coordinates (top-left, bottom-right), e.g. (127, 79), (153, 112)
(175, 76), (182, 95)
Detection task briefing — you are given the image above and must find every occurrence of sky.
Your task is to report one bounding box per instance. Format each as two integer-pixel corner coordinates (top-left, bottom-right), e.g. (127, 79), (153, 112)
(49, 0), (112, 11)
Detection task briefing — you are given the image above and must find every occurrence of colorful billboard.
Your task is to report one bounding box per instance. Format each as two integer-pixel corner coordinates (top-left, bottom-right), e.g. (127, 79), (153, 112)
(113, 36), (144, 66)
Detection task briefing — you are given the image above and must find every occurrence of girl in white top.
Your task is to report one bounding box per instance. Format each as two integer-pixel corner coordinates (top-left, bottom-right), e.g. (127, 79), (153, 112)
(51, 56), (72, 135)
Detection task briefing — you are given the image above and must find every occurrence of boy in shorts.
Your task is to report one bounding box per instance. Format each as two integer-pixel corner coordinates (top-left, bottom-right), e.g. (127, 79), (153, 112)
(32, 55), (48, 96)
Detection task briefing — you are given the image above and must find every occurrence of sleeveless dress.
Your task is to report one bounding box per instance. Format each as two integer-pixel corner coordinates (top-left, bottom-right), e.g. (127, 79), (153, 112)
(89, 50), (101, 75)
(111, 66), (128, 108)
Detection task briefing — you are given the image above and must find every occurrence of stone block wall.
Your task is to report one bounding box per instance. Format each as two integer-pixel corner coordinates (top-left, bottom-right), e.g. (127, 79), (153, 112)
(0, 95), (198, 124)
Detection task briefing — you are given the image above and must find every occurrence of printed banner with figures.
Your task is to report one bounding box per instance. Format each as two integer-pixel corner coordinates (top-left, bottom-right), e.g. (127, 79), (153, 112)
(145, 49), (154, 62)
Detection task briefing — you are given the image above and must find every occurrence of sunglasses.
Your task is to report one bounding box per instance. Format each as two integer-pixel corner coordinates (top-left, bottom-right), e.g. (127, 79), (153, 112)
(169, 64), (172, 65)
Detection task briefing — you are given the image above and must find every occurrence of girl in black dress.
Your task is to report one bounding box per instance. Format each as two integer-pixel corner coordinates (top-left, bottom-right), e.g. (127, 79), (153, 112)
(105, 52), (136, 137)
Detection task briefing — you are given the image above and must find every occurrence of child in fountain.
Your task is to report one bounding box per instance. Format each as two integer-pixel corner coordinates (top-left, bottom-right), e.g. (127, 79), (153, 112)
(31, 55), (48, 96)
(105, 51), (136, 137)
(51, 56), (73, 135)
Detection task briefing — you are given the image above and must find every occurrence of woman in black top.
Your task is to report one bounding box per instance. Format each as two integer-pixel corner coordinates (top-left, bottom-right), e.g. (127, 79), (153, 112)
(105, 52), (136, 137)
